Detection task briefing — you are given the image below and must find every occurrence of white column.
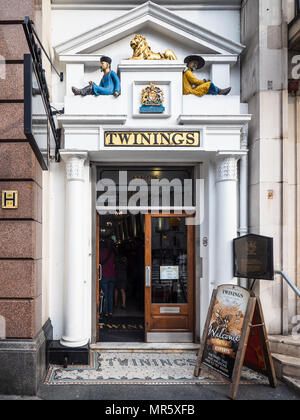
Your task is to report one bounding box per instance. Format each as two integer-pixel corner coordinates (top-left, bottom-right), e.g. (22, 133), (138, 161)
(239, 127), (249, 289)
(60, 152), (89, 348)
(239, 126), (249, 236)
(215, 155), (239, 286)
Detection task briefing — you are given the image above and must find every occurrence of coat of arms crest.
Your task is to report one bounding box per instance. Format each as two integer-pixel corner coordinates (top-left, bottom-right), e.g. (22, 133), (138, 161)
(140, 83), (165, 113)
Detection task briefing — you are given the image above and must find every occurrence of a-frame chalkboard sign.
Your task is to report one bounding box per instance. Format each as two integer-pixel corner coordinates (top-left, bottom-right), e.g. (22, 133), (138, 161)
(194, 285), (277, 400)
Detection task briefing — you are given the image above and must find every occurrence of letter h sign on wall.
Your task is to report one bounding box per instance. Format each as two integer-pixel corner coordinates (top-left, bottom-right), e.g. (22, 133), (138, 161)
(1, 191), (18, 209)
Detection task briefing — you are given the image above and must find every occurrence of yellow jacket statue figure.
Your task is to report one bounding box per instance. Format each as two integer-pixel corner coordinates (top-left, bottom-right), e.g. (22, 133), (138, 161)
(183, 55), (231, 97)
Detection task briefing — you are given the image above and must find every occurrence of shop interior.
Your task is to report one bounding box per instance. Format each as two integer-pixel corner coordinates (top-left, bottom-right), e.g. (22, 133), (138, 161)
(98, 213), (145, 342)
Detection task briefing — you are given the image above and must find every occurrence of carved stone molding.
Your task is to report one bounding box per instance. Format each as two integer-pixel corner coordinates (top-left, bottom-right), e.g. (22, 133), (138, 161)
(61, 152), (88, 182)
(240, 126), (248, 150)
(216, 156), (238, 182)
(55, 2), (244, 56)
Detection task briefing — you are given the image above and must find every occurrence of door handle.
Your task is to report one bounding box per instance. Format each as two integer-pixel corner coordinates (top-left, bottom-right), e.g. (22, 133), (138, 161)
(145, 266), (151, 288)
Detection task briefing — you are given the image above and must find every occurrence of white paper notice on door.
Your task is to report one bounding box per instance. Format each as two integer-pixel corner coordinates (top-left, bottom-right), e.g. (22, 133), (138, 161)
(160, 266), (179, 280)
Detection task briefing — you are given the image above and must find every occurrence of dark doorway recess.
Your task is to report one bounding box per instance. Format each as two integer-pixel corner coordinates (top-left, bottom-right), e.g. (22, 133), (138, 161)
(97, 213), (145, 342)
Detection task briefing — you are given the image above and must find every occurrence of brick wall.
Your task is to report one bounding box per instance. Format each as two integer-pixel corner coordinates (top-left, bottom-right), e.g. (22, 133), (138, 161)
(0, 0), (43, 339)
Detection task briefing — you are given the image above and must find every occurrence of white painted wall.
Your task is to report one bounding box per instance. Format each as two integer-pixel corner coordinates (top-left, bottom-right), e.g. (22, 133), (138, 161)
(199, 161), (217, 338)
(83, 162), (93, 344)
(51, 10), (126, 47)
(172, 10), (241, 43)
(51, 8), (241, 48)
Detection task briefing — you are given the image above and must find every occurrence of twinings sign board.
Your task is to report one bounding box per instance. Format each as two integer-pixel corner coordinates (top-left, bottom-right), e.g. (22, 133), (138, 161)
(201, 285), (250, 380)
(194, 285), (277, 400)
(105, 131), (201, 147)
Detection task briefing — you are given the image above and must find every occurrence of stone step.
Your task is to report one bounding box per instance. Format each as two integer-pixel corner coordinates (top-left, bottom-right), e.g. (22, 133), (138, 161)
(282, 376), (300, 396)
(91, 342), (200, 351)
(272, 353), (300, 379)
(269, 335), (300, 358)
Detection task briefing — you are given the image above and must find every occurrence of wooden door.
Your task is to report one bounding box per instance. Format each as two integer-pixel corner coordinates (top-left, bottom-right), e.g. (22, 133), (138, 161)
(145, 214), (195, 342)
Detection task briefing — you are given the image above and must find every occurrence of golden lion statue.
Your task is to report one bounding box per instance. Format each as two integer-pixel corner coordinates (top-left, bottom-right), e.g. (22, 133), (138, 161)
(129, 35), (177, 61)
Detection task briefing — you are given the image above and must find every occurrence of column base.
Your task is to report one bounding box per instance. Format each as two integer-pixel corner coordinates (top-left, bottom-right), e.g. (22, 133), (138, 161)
(60, 336), (89, 348)
(49, 340), (90, 367)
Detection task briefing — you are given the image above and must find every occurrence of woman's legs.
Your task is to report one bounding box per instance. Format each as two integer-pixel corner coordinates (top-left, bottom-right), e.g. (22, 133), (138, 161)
(101, 278), (109, 315)
(107, 279), (115, 315)
(114, 288), (119, 308)
(120, 289), (126, 308)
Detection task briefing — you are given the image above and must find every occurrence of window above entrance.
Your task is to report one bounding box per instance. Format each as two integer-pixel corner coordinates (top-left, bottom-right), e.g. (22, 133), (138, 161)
(96, 167), (196, 213)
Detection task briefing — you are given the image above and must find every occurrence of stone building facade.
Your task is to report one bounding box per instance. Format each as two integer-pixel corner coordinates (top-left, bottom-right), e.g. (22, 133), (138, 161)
(0, 0), (50, 395)
(0, 0), (298, 396)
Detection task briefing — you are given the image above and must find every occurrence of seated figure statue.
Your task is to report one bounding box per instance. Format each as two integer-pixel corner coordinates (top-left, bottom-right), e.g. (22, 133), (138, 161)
(72, 56), (120, 97)
(183, 55), (231, 97)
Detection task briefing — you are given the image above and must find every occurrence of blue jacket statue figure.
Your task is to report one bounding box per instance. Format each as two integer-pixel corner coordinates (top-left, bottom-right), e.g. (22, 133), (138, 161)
(72, 56), (120, 97)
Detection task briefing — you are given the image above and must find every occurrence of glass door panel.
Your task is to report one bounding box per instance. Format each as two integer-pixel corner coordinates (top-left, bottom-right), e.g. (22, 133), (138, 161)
(151, 217), (188, 304)
(145, 214), (194, 341)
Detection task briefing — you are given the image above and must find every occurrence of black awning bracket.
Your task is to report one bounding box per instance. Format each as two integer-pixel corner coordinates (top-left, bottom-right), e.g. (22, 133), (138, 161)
(23, 16), (63, 82)
(23, 17), (62, 165)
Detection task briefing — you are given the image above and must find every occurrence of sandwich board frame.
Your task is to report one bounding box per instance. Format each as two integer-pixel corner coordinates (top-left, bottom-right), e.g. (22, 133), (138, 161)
(194, 285), (277, 400)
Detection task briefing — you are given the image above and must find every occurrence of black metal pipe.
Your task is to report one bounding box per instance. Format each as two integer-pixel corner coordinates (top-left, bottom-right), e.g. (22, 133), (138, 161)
(23, 16), (63, 82)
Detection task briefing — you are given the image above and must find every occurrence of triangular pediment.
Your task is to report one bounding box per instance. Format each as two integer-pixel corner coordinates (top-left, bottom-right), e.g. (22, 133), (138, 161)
(54, 1), (245, 57)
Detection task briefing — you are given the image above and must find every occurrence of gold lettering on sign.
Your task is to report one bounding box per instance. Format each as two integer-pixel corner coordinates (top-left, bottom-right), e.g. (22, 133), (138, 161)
(105, 131), (201, 147)
(2, 191), (18, 209)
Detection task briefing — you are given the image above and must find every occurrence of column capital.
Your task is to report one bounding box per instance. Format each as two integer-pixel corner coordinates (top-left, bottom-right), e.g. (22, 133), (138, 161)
(216, 155), (238, 182)
(60, 151), (88, 182)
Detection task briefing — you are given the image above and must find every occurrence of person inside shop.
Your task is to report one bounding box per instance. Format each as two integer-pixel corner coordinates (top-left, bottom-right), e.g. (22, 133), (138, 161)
(183, 55), (231, 97)
(72, 56), (120, 97)
(114, 254), (128, 310)
(99, 239), (117, 317)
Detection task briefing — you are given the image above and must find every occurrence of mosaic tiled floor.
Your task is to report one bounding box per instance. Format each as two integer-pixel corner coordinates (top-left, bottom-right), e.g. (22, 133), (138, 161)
(99, 317), (144, 331)
(45, 351), (270, 386)
(99, 317), (145, 342)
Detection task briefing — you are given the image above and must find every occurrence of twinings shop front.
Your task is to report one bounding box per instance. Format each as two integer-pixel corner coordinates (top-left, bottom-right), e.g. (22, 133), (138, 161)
(95, 165), (196, 343)
(55, 125), (248, 349)
(49, 0), (251, 351)
(5, 0), (298, 400)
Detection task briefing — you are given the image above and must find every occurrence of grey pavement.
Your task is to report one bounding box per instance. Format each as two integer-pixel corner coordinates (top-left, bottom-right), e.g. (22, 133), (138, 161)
(0, 381), (299, 400)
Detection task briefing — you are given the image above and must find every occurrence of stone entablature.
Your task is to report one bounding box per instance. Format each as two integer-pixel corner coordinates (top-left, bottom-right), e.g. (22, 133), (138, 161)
(54, 2), (245, 57)
(57, 60), (250, 153)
